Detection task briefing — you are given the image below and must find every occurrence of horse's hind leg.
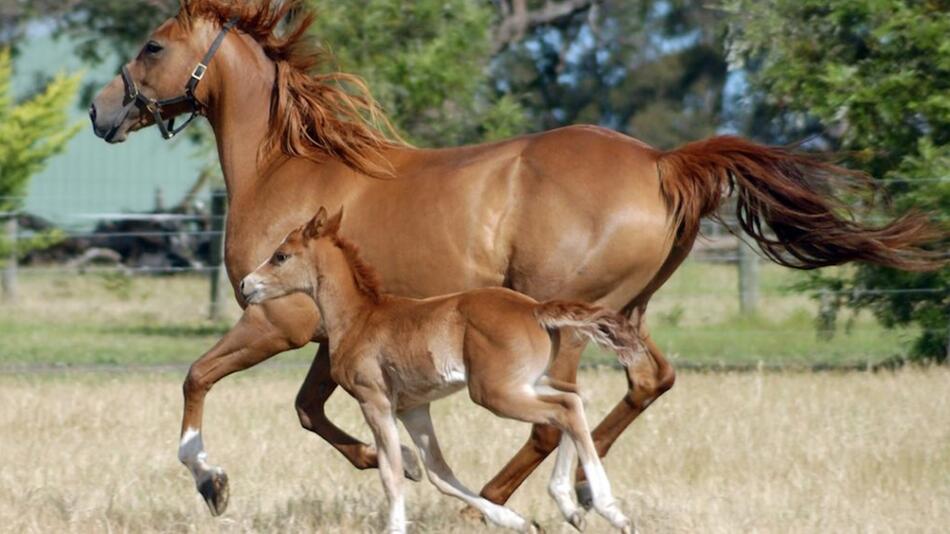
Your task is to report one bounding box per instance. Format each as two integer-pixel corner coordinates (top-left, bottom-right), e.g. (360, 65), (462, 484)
(574, 319), (675, 508)
(399, 406), (539, 533)
(477, 333), (585, 505)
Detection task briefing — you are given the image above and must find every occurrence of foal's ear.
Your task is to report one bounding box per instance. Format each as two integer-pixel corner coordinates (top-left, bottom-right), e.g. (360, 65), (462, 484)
(325, 207), (344, 236)
(303, 207), (329, 240)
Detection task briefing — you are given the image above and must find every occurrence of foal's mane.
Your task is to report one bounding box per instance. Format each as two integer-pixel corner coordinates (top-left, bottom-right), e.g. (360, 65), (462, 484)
(330, 235), (384, 304)
(178, 0), (404, 177)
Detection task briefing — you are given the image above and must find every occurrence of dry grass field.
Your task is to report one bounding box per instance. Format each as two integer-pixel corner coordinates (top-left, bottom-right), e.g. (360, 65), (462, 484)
(1, 367), (948, 533)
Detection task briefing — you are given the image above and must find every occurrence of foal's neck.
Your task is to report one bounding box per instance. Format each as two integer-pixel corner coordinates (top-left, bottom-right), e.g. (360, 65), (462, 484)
(312, 247), (376, 342)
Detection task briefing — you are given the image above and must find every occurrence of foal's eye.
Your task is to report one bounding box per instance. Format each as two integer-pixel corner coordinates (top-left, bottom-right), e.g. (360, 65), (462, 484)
(144, 41), (164, 55)
(273, 252), (290, 264)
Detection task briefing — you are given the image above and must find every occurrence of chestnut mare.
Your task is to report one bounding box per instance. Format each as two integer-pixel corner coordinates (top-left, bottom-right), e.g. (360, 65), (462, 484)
(89, 0), (939, 518)
(242, 207), (648, 533)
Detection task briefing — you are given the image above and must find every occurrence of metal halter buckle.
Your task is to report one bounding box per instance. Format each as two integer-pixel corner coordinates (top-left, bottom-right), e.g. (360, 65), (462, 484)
(191, 63), (208, 81)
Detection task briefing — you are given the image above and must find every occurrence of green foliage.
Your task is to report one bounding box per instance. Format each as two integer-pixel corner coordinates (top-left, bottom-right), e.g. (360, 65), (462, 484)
(308, 0), (526, 146)
(726, 0), (949, 362)
(492, 0), (729, 148)
(0, 49), (80, 261)
(0, 49), (82, 213)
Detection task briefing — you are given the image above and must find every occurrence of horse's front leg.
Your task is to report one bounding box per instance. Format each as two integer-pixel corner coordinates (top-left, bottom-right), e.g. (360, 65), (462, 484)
(179, 293), (318, 516)
(295, 344), (423, 481)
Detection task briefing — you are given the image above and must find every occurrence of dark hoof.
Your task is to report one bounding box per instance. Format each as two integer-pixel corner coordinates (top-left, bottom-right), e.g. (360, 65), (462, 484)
(198, 470), (229, 516)
(575, 481), (593, 511)
(525, 520), (544, 533)
(568, 511), (587, 532)
(401, 446), (423, 482)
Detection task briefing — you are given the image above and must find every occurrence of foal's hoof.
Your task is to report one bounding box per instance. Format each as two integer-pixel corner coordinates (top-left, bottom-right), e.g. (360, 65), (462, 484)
(575, 481), (593, 511)
(197, 469), (229, 516)
(619, 523), (638, 534)
(458, 504), (483, 523)
(401, 445), (423, 482)
(568, 511), (587, 532)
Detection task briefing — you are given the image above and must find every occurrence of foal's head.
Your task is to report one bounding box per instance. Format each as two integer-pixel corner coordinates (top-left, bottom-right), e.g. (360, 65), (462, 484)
(240, 207), (344, 305)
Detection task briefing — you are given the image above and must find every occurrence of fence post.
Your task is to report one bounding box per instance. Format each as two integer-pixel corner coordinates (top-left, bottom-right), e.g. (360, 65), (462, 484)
(208, 189), (227, 320)
(738, 239), (759, 315)
(2, 216), (17, 303)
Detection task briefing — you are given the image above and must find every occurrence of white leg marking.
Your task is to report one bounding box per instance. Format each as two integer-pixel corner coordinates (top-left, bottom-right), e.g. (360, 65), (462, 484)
(558, 393), (631, 531)
(549, 433), (581, 521)
(178, 427), (214, 483)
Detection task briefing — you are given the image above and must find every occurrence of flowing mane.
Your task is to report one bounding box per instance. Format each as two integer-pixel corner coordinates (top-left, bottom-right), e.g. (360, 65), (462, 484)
(331, 235), (384, 304)
(178, 0), (405, 177)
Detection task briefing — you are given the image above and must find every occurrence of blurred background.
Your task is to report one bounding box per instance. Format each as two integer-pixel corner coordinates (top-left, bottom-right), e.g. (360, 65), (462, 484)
(0, 0), (946, 369)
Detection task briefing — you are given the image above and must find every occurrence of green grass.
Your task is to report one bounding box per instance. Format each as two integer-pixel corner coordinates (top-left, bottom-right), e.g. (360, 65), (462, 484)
(0, 263), (917, 368)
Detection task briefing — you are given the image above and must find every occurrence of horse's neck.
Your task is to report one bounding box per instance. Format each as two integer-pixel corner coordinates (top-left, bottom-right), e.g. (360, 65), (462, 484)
(206, 38), (278, 202)
(314, 248), (372, 341)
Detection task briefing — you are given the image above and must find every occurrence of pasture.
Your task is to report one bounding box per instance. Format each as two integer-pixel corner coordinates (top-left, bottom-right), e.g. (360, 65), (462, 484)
(1, 367), (947, 533)
(1, 262), (943, 533)
(0, 261), (919, 369)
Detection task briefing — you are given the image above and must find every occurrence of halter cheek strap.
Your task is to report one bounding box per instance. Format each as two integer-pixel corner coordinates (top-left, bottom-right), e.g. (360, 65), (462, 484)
(108, 17), (238, 141)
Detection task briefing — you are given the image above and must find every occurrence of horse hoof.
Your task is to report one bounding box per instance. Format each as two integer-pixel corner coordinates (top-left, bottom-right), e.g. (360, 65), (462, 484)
(574, 481), (593, 511)
(619, 524), (636, 534)
(401, 446), (423, 482)
(568, 511), (586, 532)
(458, 504), (483, 523)
(197, 469), (229, 516)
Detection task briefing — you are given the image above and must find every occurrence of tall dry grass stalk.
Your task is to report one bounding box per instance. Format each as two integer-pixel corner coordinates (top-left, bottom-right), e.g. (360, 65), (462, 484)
(1, 368), (947, 533)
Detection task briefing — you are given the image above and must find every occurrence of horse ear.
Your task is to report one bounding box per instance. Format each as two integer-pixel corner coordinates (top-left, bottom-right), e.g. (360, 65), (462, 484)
(303, 207), (328, 240)
(325, 207), (344, 236)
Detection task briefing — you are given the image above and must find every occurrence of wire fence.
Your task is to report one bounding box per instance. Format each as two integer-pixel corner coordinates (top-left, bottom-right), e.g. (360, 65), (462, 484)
(1, 184), (946, 349)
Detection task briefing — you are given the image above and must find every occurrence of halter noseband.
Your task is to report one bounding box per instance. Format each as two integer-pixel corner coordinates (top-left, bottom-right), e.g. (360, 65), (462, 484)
(108, 18), (238, 141)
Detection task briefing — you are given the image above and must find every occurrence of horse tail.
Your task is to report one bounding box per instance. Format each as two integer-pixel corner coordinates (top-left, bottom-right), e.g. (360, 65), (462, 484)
(535, 301), (648, 367)
(656, 136), (944, 271)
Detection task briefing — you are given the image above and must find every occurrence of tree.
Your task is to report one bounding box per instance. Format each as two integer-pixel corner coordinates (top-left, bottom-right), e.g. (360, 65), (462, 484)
(0, 48), (81, 255)
(490, 0), (729, 149)
(307, 0), (526, 145)
(725, 0), (949, 361)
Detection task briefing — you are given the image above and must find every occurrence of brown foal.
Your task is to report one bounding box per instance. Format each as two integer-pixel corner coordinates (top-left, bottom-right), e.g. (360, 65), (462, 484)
(89, 0), (942, 518)
(241, 207), (649, 533)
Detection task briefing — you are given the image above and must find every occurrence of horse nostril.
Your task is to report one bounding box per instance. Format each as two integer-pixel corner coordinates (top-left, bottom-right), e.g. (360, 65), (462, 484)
(89, 104), (97, 123)
(239, 280), (246, 294)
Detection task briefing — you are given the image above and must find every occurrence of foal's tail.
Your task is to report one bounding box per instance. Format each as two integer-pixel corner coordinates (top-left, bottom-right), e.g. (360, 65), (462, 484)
(535, 301), (648, 366)
(656, 136), (945, 270)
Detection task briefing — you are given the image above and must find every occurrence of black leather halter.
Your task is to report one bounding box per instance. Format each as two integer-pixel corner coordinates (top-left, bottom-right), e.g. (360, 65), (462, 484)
(108, 18), (238, 141)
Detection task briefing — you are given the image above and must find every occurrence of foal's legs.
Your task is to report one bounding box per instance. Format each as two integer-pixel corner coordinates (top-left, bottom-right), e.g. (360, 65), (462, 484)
(399, 405), (539, 533)
(295, 344), (423, 481)
(358, 393), (406, 533)
(478, 333), (585, 505)
(548, 433), (586, 531)
(178, 294), (317, 515)
(574, 324), (675, 508)
(472, 381), (632, 532)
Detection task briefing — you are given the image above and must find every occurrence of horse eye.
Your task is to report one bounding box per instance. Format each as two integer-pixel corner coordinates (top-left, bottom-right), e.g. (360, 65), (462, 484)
(273, 252), (289, 264)
(144, 41), (164, 55)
